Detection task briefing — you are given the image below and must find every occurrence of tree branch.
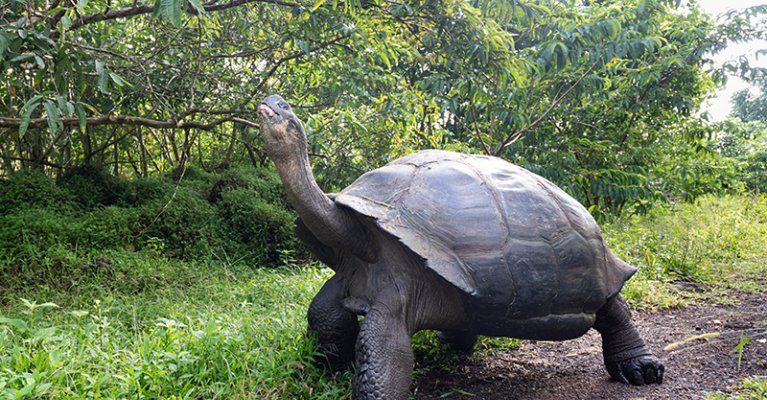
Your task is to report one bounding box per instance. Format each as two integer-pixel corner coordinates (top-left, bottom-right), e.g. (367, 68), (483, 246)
(493, 65), (595, 156)
(0, 114), (258, 130)
(52, 0), (298, 36)
(0, 155), (65, 169)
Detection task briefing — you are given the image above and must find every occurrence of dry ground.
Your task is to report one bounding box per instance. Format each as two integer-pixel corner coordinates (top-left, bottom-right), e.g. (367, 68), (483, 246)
(413, 291), (767, 400)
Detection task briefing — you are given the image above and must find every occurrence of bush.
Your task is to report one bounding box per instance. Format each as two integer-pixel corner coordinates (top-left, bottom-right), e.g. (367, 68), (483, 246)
(0, 165), (299, 270)
(118, 176), (175, 207)
(0, 171), (74, 215)
(57, 165), (129, 210)
(136, 187), (218, 257)
(0, 208), (77, 261)
(743, 151), (767, 193)
(207, 167), (287, 206)
(217, 188), (297, 264)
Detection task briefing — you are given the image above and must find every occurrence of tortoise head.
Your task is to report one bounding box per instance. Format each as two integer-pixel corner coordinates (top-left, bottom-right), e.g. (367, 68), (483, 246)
(257, 94), (306, 158)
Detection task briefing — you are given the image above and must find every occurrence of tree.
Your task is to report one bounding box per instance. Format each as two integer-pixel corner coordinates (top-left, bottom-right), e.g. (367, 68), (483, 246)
(1, 0), (765, 213)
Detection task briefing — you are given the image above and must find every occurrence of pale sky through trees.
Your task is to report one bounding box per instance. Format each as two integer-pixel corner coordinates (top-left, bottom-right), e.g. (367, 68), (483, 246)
(697, 0), (766, 121)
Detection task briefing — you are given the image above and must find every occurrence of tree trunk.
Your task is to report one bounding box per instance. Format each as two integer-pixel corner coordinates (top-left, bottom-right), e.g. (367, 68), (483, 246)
(136, 128), (148, 176)
(81, 126), (93, 165)
(113, 140), (119, 174)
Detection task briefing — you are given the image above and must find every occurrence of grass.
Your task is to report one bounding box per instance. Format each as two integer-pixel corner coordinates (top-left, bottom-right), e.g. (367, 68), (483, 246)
(0, 255), (351, 399)
(707, 378), (767, 400)
(1, 194), (766, 398)
(605, 194), (767, 310)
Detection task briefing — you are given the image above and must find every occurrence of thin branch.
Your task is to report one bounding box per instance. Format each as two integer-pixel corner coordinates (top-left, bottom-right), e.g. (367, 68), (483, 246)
(231, 117), (260, 127)
(493, 65), (595, 156)
(0, 155), (65, 169)
(237, 34), (348, 109)
(469, 110), (492, 155)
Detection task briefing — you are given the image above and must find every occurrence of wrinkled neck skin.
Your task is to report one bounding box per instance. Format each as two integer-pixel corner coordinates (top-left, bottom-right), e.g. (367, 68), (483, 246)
(269, 139), (377, 263)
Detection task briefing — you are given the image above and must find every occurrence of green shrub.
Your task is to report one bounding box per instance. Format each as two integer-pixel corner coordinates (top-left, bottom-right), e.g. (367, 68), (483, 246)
(0, 208), (77, 261)
(743, 150), (767, 193)
(217, 188), (297, 264)
(207, 167), (287, 206)
(57, 165), (129, 210)
(0, 171), (74, 214)
(136, 187), (217, 257)
(117, 176), (175, 206)
(79, 206), (142, 249)
(0, 165), (299, 268)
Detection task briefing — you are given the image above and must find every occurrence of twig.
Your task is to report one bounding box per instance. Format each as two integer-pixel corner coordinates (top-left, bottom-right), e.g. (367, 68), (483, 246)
(493, 64), (595, 156)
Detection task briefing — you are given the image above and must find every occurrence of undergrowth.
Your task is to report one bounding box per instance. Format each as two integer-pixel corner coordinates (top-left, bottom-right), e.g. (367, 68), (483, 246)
(605, 194), (767, 310)
(0, 166), (299, 271)
(707, 377), (767, 400)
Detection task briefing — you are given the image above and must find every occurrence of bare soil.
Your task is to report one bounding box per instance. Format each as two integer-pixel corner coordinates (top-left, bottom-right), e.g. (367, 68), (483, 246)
(413, 291), (767, 400)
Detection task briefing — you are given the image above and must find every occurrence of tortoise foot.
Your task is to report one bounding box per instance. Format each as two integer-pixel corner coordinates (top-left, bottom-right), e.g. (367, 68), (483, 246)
(607, 355), (664, 385)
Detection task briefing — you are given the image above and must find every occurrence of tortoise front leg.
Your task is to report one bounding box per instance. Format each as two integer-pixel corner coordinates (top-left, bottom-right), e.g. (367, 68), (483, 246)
(308, 274), (359, 371)
(593, 294), (664, 385)
(353, 297), (413, 400)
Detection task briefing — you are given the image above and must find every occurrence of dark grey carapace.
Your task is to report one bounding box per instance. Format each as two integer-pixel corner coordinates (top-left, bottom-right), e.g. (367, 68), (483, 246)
(257, 95), (664, 400)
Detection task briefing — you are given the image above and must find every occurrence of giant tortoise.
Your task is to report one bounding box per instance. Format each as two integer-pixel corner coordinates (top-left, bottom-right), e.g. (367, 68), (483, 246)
(256, 94), (664, 400)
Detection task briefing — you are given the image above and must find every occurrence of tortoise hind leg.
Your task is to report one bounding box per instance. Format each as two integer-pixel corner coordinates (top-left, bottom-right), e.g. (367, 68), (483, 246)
(436, 330), (478, 353)
(593, 294), (664, 385)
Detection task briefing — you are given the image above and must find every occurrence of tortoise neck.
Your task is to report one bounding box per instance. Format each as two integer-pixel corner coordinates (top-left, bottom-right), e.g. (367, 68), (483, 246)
(272, 148), (334, 227)
(270, 146), (377, 262)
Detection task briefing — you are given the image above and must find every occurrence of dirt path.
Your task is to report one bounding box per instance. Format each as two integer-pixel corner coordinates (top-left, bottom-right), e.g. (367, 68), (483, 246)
(413, 292), (767, 400)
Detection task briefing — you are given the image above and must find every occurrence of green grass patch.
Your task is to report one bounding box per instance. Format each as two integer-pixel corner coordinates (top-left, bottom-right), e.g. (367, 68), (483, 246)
(707, 377), (767, 399)
(0, 255), (352, 399)
(605, 194), (767, 310)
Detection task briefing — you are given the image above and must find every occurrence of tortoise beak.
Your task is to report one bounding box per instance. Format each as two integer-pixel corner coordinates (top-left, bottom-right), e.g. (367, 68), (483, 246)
(257, 102), (282, 124)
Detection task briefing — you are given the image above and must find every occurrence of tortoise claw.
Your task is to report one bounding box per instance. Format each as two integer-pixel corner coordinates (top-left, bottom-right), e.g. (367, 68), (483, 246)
(609, 355), (664, 385)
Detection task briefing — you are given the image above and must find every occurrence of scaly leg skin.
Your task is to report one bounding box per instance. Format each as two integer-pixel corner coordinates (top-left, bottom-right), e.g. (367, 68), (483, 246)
(307, 275), (359, 372)
(593, 294), (665, 385)
(353, 301), (413, 400)
(436, 330), (478, 353)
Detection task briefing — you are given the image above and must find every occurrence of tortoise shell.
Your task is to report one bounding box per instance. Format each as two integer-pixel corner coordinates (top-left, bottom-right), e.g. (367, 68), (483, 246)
(332, 150), (635, 320)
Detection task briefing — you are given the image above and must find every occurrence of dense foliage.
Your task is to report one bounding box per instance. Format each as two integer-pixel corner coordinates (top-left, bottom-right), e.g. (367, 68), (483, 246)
(0, 166), (300, 274)
(2, 0), (766, 215)
(3, 1), (767, 397)
(714, 76), (767, 193)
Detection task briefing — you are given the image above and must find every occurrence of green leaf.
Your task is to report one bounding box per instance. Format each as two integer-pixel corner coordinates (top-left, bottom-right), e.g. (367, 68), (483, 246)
(295, 39), (310, 55)
(18, 95), (43, 138)
(109, 72), (128, 87)
(0, 33), (8, 61)
(95, 60), (108, 93)
(75, 103), (87, 133)
(43, 99), (61, 134)
(36, 302), (60, 310)
(311, 0), (327, 11)
(10, 53), (34, 63)
(154, 0), (183, 26)
(187, 0), (205, 15)
(54, 94), (68, 113)
(59, 14), (72, 32)
(0, 317), (29, 333)
(33, 55), (45, 69)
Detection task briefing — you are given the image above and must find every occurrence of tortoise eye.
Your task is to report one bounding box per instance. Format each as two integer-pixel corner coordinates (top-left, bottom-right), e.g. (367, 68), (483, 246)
(278, 101), (290, 110)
